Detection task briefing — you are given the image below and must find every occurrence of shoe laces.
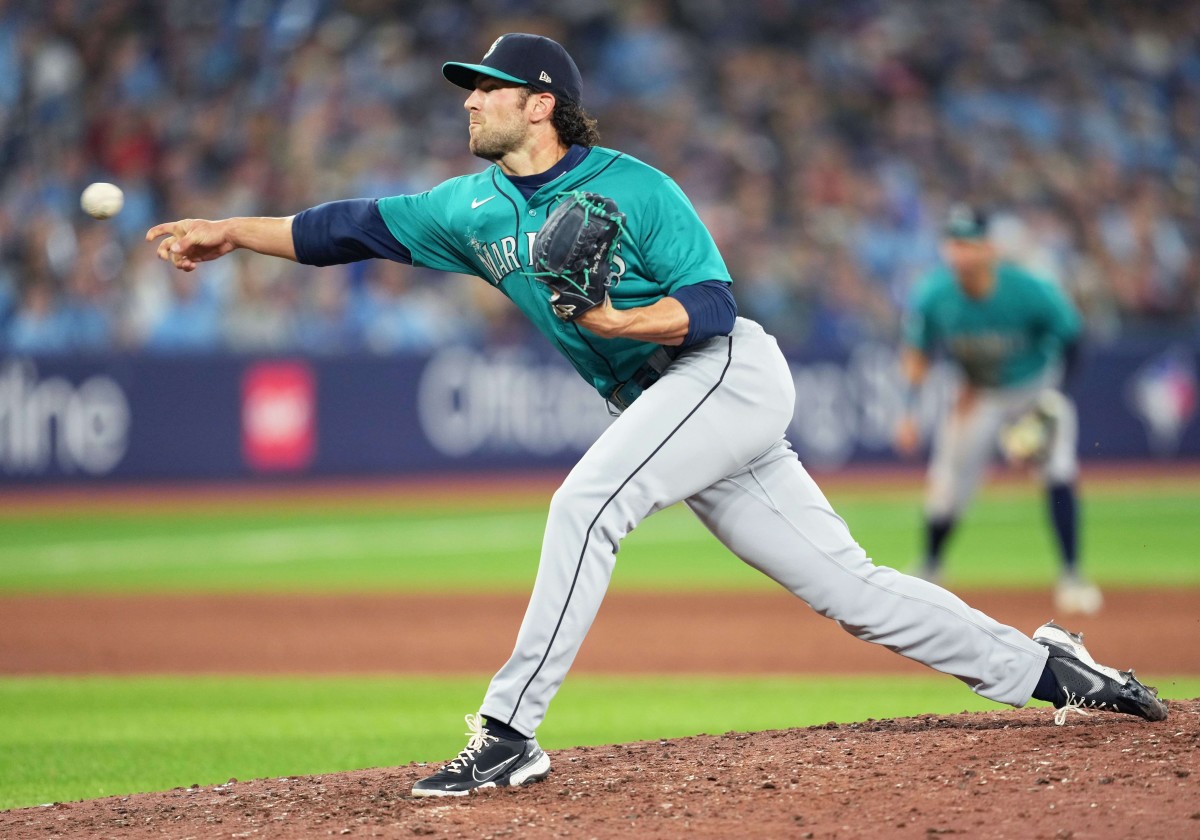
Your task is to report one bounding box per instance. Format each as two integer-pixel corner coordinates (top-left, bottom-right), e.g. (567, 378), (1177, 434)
(1053, 688), (1108, 726)
(443, 713), (498, 774)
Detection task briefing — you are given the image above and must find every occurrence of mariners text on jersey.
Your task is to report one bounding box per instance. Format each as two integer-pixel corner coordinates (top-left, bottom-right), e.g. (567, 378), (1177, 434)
(466, 228), (629, 287)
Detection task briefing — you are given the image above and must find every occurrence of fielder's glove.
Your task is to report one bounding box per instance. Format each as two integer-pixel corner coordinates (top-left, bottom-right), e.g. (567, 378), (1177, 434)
(999, 410), (1052, 465)
(998, 390), (1070, 465)
(531, 191), (626, 321)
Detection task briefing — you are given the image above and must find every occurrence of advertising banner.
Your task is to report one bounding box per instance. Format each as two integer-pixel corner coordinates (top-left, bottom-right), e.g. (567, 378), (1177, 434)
(1, 338), (1195, 484)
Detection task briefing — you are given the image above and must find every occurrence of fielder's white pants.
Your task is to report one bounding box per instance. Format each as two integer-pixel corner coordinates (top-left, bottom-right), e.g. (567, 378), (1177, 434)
(480, 318), (1048, 736)
(926, 377), (1079, 520)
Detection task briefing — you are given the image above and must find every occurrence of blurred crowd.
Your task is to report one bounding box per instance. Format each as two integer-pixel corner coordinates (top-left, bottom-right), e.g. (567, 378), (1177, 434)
(1, 0), (1197, 356)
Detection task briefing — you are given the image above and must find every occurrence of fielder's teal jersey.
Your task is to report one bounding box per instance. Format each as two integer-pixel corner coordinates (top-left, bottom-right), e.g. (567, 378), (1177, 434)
(904, 262), (1081, 388)
(376, 147), (731, 398)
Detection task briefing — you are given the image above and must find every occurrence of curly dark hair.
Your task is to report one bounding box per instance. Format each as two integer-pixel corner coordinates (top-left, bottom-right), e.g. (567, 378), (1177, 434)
(521, 86), (601, 147)
(550, 100), (601, 147)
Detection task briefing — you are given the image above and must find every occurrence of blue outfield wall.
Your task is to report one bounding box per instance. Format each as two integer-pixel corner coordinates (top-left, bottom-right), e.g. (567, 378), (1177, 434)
(0, 337), (1197, 484)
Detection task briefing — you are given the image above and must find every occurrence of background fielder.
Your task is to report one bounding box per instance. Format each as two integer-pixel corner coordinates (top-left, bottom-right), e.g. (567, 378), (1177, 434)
(147, 34), (1164, 798)
(895, 205), (1101, 615)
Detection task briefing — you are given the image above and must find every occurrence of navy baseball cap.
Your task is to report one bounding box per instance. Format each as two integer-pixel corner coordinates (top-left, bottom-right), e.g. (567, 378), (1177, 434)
(943, 203), (989, 240)
(442, 33), (583, 105)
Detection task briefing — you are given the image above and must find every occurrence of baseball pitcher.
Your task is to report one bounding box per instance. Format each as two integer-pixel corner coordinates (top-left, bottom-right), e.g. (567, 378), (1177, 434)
(148, 34), (1164, 798)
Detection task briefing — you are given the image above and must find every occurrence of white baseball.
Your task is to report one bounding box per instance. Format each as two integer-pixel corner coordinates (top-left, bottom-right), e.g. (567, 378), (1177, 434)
(81, 182), (125, 219)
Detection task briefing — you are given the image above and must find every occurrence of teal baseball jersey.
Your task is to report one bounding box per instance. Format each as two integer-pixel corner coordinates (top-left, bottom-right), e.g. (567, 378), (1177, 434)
(904, 262), (1082, 388)
(376, 147), (731, 398)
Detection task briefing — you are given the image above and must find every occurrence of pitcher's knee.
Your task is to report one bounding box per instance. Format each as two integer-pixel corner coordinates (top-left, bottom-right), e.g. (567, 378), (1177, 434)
(547, 480), (591, 527)
(547, 477), (631, 546)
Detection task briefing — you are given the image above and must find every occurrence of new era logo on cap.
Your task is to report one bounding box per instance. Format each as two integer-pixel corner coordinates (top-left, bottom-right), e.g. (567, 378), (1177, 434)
(442, 33), (583, 104)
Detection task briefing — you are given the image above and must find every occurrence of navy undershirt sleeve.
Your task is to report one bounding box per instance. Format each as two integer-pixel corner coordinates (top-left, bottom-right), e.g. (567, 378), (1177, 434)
(291, 199), (413, 266)
(670, 280), (737, 346)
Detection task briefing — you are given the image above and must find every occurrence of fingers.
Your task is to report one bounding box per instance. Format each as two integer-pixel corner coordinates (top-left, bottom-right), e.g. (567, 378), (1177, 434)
(168, 246), (199, 271)
(146, 221), (194, 253)
(147, 220), (201, 271)
(145, 221), (181, 242)
(172, 230), (197, 255)
(147, 228), (199, 272)
(148, 221), (184, 264)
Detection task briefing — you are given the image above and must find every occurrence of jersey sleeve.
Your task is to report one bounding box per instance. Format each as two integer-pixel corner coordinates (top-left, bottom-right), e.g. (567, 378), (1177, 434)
(376, 183), (477, 276)
(638, 176), (732, 291)
(292, 199), (413, 266)
(902, 278), (937, 352)
(1033, 278), (1083, 347)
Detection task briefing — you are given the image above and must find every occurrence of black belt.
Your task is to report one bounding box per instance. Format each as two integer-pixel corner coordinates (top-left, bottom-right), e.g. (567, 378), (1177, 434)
(607, 345), (682, 412)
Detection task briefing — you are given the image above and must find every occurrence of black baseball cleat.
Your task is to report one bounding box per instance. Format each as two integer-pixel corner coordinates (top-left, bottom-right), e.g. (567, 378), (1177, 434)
(1033, 621), (1168, 724)
(411, 713), (551, 797)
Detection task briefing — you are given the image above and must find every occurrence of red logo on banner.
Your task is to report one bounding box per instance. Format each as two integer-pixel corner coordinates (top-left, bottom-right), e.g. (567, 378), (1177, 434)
(241, 362), (315, 471)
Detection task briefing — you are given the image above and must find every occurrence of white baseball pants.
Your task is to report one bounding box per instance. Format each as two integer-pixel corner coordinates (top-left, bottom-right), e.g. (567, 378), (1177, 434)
(481, 318), (1048, 736)
(926, 377), (1079, 520)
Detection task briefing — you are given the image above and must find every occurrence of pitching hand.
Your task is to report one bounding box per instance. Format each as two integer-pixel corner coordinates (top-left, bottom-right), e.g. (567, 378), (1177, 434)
(145, 219), (235, 271)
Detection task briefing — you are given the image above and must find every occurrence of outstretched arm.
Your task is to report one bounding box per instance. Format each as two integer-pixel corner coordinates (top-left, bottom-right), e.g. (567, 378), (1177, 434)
(145, 216), (297, 271)
(894, 347), (930, 456)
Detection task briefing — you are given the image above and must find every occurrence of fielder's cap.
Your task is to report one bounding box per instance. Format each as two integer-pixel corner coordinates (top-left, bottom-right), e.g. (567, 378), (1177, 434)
(443, 33), (583, 105)
(943, 203), (989, 240)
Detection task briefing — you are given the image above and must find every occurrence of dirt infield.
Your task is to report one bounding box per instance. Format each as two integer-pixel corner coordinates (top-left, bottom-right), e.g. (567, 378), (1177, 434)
(4, 594), (1199, 840)
(4, 466), (1198, 836)
(3, 701), (1197, 839)
(7, 588), (1197, 837)
(3, 588), (1198, 676)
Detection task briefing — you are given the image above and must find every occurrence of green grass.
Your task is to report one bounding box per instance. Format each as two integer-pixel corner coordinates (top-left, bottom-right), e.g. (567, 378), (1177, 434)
(1, 481), (1197, 592)
(4, 673), (1198, 811)
(2, 479), (1196, 811)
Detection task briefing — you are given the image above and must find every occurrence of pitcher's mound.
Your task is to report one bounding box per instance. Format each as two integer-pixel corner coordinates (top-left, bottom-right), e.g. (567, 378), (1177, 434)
(5, 700), (1197, 839)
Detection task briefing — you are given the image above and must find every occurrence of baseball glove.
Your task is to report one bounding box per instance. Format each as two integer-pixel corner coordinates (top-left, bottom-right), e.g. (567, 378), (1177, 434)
(998, 390), (1070, 465)
(998, 409), (1052, 465)
(531, 191), (626, 322)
